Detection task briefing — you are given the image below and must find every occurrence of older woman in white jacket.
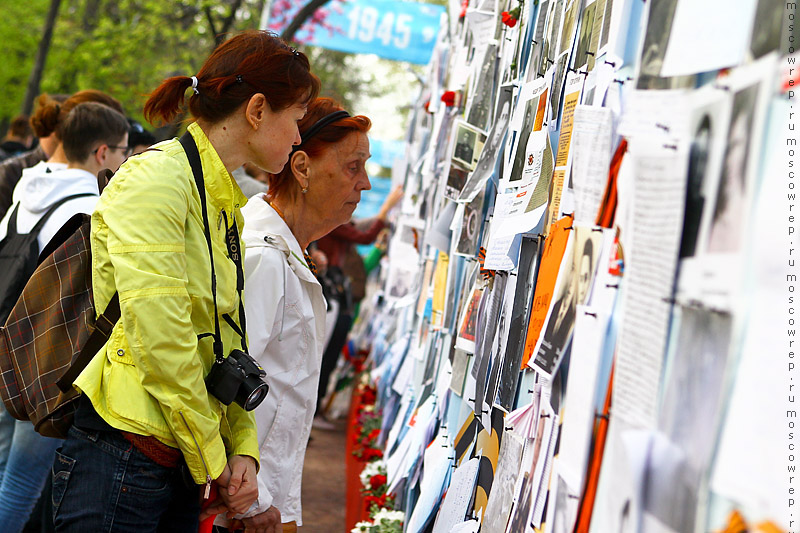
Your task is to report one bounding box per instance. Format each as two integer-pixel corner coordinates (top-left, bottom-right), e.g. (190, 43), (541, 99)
(237, 98), (372, 533)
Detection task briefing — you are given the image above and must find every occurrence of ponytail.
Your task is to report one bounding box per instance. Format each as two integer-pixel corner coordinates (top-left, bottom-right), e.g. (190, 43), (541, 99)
(143, 76), (196, 126)
(30, 94), (61, 138)
(143, 31), (320, 127)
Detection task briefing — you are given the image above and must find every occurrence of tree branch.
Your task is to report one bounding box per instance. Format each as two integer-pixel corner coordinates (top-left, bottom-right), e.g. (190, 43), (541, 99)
(204, 5), (219, 42)
(279, 0), (332, 43)
(219, 0), (245, 40)
(22, 0), (62, 115)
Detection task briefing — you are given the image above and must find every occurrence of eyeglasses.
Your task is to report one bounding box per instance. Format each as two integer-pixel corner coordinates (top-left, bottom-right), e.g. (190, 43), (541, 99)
(93, 145), (132, 157)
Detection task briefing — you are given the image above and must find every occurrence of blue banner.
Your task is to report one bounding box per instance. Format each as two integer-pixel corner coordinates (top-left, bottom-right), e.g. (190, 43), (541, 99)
(294, 0), (445, 65)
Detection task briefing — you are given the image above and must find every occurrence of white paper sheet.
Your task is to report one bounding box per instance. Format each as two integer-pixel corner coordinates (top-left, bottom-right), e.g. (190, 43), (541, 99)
(659, 0), (758, 77)
(531, 404), (559, 527)
(481, 433), (524, 533)
(407, 433), (454, 533)
(432, 457), (481, 533)
(544, 461), (581, 533)
(589, 420), (654, 533)
(612, 139), (687, 429)
(557, 305), (610, 490)
(571, 105), (613, 225)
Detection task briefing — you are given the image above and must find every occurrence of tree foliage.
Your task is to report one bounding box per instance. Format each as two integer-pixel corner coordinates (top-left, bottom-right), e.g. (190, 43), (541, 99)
(0, 0), (438, 137)
(2, 0), (268, 128)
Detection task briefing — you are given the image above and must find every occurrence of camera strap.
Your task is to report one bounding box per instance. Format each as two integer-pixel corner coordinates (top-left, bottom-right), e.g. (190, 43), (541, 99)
(220, 210), (248, 353)
(179, 131), (226, 364)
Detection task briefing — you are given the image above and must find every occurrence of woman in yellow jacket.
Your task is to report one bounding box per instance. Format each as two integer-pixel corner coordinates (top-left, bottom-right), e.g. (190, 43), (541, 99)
(53, 31), (319, 533)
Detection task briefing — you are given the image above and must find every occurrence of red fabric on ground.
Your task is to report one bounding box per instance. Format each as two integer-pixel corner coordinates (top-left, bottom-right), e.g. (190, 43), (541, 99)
(345, 386), (370, 531)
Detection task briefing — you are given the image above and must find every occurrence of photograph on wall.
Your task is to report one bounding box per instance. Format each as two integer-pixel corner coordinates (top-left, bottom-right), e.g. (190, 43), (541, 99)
(456, 189), (485, 257)
(574, 1), (597, 69)
(466, 43), (499, 131)
(706, 84), (759, 254)
(446, 162), (471, 200)
(533, 240), (579, 376)
(452, 120), (488, 170)
(495, 236), (542, 411)
(460, 84), (514, 203)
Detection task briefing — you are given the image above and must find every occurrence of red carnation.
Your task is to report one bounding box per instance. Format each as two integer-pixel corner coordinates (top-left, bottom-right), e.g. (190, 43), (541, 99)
(441, 91), (456, 107)
(501, 11), (518, 27)
(370, 474), (387, 488)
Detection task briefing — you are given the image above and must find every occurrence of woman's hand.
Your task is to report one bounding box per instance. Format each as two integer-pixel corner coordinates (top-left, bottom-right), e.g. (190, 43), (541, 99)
(229, 506), (282, 533)
(220, 455), (259, 517)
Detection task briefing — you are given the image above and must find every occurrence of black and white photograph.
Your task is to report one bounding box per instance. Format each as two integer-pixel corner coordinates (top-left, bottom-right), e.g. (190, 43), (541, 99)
(749, 0), (782, 59)
(466, 43), (499, 131)
(534, 251), (577, 376)
(707, 84), (758, 254)
(572, 227), (603, 306)
(526, 0), (550, 82)
(495, 236), (541, 411)
(460, 85), (514, 202)
(559, 0), (579, 56)
(636, 0), (695, 90)
(539, 0), (564, 77)
(451, 121), (487, 170)
(456, 190), (485, 256)
(679, 114), (712, 258)
(574, 2), (597, 69)
(445, 162), (470, 200)
(509, 96), (540, 183)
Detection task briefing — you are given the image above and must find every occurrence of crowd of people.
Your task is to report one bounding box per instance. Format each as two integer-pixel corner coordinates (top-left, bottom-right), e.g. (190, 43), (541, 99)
(0, 30), (401, 533)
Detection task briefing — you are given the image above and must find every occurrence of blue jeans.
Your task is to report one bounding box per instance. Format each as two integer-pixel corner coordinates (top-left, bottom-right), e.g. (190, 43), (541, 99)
(52, 426), (200, 532)
(0, 407), (61, 533)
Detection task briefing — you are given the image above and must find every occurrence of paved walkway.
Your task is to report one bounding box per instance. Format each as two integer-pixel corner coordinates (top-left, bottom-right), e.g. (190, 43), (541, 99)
(300, 419), (348, 532)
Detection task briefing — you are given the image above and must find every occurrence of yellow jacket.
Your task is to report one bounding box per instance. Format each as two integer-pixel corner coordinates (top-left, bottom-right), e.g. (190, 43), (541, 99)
(75, 122), (259, 484)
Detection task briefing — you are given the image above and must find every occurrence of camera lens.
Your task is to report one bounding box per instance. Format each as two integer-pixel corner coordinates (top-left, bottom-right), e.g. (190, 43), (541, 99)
(241, 381), (269, 411)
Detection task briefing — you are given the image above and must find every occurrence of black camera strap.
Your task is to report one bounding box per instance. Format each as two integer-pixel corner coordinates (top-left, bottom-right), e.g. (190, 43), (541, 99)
(220, 210), (248, 353)
(179, 131), (232, 364)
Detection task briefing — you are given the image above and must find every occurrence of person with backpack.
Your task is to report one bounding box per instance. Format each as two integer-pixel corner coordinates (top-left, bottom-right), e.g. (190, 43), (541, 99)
(0, 90), (126, 221)
(53, 31), (320, 532)
(0, 101), (129, 533)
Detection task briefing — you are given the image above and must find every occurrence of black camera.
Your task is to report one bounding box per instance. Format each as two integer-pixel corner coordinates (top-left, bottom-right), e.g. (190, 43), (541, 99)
(206, 349), (269, 411)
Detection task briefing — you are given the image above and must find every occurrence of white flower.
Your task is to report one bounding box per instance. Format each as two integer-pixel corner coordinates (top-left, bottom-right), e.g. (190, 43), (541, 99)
(351, 521), (374, 532)
(373, 508), (404, 523)
(359, 459), (387, 487)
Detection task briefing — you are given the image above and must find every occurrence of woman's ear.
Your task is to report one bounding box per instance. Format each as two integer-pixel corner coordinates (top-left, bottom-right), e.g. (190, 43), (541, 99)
(244, 93), (268, 129)
(290, 151), (311, 189)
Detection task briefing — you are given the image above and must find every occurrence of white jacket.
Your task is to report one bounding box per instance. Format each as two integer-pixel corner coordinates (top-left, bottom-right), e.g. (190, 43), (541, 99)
(0, 162), (98, 249)
(240, 195), (327, 525)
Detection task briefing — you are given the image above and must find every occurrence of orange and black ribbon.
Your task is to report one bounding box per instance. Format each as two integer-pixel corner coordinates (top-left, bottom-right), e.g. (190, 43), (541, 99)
(478, 247), (496, 280)
(304, 251), (318, 276)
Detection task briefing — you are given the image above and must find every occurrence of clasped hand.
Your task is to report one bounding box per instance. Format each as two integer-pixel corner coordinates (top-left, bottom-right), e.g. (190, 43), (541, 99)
(199, 455), (258, 520)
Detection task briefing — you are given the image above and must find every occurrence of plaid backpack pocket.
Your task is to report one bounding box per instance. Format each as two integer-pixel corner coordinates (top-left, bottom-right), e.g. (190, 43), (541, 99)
(0, 214), (99, 438)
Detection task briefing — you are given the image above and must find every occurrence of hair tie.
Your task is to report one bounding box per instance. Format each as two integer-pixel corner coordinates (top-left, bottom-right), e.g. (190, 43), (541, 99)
(190, 76), (200, 95)
(292, 110), (351, 153)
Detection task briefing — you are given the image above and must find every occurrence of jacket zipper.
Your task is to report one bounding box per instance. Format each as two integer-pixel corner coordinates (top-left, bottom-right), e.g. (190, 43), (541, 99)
(179, 410), (213, 499)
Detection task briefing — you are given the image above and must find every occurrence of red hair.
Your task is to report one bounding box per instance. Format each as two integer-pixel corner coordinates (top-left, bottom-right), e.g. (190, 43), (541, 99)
(144, 31), (320, 125)
(266, 97), (371, 201)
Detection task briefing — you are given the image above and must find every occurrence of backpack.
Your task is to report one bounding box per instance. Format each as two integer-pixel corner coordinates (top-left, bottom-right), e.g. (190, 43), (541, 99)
(0, 194), (94, 324)
(0, 168), (117, 438)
